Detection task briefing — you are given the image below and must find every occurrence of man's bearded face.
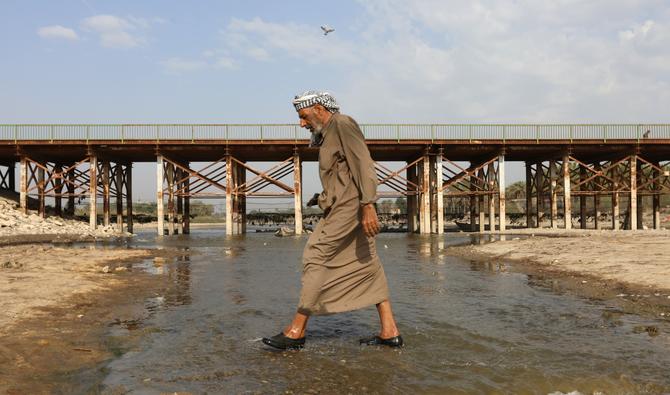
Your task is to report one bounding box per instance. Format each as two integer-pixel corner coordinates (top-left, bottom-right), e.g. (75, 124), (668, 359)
(301, 106), (329, 131)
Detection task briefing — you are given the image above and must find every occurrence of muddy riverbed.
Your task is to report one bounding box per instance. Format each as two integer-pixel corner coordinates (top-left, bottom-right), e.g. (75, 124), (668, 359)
(2, 230), (670, 394)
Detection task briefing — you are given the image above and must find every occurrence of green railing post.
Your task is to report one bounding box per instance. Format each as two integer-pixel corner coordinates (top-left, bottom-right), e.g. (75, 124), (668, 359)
(502, 125), (506, 143)
(260, 125), (264, 142)
(191, 125), (195, 143)
(121, 125), (125, 143)
(569, 125), (573, 143)
(468, 125), (472, 142)
(50, 125), (54, 143)
(431, 124), (435, 143)
(226, 125), (229, 141)
(14, 125), (18, 143)
(156, 125), (160, 142)
(603, 125), (607, 143)
(86, 125), (90, 143)
(536, 125), (540, 144)
(294, 125), (298, 142)
(396, 125), (400, 143)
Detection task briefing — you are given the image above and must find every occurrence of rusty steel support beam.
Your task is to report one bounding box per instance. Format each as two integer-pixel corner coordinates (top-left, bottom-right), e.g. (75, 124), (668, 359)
(469, 161), (477, 232)
(167, 162), (175, 236)
(115, 164), (123, 232)
(67, 167), (75, 216)
(183, 167), (189, 234)
(579, 165), (587, 229)
(126, 164), (133, 234)
(177, 167), (183, 235)
(235, 161), (246, 234)
(20, 157), (27, 213)
(89, 155), (97, 230)
(488, 162), (495, 232)
(54, 163), (62, 217)
(629, 155), (637, 230)
(156, 155), (164, 236)
(407, 161), (418, 233)
(612, 161), (620, 231)
(38, 166), (45, 218)
(293, 152), (303, 236)
(550, 160), (558, 229)
(478, 168), (486, 232)
(535, 161), (543, 228)
(562, 154), (571, 230)
(498, 154), (506, 232)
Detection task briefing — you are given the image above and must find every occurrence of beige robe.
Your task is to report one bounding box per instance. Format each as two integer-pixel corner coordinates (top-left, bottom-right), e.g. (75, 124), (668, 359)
(298, 113), (390, 316)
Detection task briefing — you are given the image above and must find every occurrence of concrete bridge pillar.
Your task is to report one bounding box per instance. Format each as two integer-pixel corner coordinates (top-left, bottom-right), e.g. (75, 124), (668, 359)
(636, 159), (644, 230)
(652, 162), (661, 230)
(498, 153), (506, 232)
(629, 155), (637, 230)
(435, 152), (444, 234)
(525, 162), (533, 228)
(102, 161), (110, 226)
(89, 155), (98, 230)
(535, 161), (544, 228)
(19, 157), (27, 214)
(562, 154), (571, 230)
(420, 152), (431, 234)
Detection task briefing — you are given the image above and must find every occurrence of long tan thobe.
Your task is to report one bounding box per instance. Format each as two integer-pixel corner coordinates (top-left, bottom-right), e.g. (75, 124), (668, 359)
(298, 113), (390, 316)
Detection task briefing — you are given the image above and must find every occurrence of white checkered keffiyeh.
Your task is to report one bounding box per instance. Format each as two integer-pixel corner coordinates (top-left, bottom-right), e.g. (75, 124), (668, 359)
(292, 90), (340, 113)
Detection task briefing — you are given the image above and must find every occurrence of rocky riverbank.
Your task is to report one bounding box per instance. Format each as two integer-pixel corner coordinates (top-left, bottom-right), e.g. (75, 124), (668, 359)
(0, 196), (125, 243)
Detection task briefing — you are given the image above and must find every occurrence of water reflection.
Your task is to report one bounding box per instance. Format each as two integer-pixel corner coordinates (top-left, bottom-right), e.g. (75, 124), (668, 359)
(98, 231), (670, 394)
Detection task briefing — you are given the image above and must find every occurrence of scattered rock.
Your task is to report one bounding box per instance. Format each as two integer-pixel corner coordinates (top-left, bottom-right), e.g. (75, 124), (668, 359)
(101, 266), (110, 273)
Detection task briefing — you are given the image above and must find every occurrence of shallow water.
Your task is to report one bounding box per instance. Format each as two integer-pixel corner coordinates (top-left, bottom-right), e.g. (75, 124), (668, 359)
(96, 230), (670, 394)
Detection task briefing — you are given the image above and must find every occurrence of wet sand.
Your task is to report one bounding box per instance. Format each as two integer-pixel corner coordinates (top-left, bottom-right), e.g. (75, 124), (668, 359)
(0, 242), (164, 393)
(447, 229), (670, 317)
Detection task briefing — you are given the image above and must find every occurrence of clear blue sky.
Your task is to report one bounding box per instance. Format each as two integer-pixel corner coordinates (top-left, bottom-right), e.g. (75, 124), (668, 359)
(3, 0), (669, 203)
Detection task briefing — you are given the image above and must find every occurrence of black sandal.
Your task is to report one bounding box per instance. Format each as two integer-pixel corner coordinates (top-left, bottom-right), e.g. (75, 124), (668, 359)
(359, 335), (404, 348)
(262, 333), (306, 350)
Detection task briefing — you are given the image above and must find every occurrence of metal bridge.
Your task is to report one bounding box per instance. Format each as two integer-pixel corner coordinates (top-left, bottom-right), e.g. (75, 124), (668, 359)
(2, 123), (669, 235)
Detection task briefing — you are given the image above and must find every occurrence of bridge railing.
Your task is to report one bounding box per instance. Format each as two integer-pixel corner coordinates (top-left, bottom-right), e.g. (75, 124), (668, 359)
(1, 124), (669, 142)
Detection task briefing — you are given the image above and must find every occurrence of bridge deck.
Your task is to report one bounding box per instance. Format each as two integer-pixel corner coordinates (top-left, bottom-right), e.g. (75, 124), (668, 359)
(2, 139), (670, 164)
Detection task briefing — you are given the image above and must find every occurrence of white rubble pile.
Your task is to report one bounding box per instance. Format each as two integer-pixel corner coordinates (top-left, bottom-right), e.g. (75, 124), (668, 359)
(0, 196), (123, 237)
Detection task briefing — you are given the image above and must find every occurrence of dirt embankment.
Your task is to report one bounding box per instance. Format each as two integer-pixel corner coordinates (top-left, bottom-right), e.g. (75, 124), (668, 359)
(447, 230), (670, 318)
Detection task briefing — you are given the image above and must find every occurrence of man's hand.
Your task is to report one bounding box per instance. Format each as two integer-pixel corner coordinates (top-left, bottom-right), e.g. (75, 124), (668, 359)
(306, 193), (320, 207)
(361, 203), (380, 237)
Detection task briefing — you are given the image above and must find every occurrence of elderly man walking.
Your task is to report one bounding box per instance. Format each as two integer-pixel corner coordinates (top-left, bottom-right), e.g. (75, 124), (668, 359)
(262, 91), (403, 350)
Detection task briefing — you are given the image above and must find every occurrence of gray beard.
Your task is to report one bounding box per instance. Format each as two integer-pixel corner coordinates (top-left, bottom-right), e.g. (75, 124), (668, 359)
(309, 130), (323, 147)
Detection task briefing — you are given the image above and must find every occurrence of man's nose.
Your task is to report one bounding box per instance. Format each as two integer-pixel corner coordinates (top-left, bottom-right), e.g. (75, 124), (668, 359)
(299, 119), (308, 128)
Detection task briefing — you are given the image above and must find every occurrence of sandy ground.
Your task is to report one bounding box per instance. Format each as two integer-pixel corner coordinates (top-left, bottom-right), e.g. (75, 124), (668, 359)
(449, 229), (670, 291)
(0, 244), (152, 330)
